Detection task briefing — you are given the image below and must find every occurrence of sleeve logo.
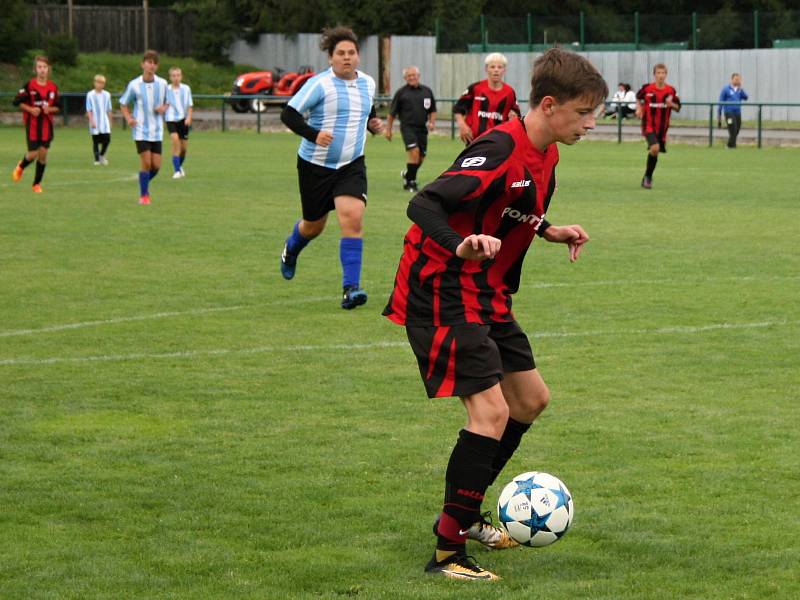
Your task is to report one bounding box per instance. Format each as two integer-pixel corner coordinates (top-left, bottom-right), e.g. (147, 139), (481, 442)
(461, 156), (486, 168)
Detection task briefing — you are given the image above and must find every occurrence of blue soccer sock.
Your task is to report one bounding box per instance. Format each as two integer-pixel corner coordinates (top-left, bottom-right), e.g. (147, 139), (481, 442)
(172, 156), (181, 172)
(339, 237), (363, 289)
(286, 220), (311, 255)
(138, 171), (149, 196)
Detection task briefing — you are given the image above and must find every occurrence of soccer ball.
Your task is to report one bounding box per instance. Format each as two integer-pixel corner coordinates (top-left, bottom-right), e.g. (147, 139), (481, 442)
(496, 471), (574, 547)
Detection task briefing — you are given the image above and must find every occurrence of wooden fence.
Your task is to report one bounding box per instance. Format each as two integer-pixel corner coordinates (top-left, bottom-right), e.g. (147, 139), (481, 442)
(30, 5), (196, 55)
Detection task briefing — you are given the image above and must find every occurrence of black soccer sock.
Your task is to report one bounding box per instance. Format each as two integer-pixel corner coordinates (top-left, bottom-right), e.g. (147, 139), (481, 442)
(487, 417), (532, 487)
(149, 168), (159, 180)
(33, 161), (46, 185)
(100, 134), (110, 156)
(406, 162), (419, 181)
(92, 135), (101, 161)
(20, 156), (33, 170)
(436, 429), (500, 552)
(645, 154), (658, 178)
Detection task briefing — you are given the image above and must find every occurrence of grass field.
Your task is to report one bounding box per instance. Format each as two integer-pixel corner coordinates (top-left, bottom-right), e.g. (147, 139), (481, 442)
(1, 126), (799, 599)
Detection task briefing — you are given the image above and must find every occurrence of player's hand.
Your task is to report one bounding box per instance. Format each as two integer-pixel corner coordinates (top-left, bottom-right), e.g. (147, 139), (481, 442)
(316, 130), (333, 147)
(185, 117), (192, 127)
(459, 123), (474, 144)
(155, 105), (167, 114)
(368, 117), (385, 134)
(29, 107), (42, 117)
(456, 234), (501, 261)
(427, 121), (435, 131)
(127, 118), (137, 128)
(90, 119), (96, 129)
(635, 106), (643, 119)
(543, 224), (590, 262)
(384, 129), (392, 141)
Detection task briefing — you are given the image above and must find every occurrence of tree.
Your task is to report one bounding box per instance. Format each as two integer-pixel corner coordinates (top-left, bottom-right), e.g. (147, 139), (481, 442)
(0, 0), (32, 64)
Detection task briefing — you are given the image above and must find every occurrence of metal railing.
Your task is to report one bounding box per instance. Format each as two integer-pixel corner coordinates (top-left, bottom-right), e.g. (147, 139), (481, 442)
(2, 92), (798, 149)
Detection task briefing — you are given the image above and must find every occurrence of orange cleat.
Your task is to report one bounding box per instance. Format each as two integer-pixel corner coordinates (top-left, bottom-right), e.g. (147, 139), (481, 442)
(139, 195), (151, 205)
(32, 184), (43, 193)
(12, 163), (23, 182)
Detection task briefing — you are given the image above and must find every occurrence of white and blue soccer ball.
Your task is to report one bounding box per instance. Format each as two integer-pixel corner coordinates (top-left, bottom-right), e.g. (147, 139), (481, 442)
(496, 471), (574, 547)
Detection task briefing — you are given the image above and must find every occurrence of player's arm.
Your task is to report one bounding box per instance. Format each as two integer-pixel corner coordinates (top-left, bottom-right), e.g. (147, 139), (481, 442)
(367, 105), (384, 135)
(185, 88), (193, 125)
(44, 90), (61, 115)
(508, 91), (521, 120)
(635, 85), (647, 119)
(453, 86), (474, 143)
(541, 225), (589, 263)
(13, 84), (40, 116)
(668, 91), (681, 112)
(428, 92), (437, 130)
(119, 83), (137, 127)
(280, 104), (328, 146)
(384, 114), (395, 140)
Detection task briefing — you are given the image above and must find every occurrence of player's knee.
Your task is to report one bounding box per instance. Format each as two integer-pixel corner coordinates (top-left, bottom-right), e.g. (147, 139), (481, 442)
(302, 219), (326, 238)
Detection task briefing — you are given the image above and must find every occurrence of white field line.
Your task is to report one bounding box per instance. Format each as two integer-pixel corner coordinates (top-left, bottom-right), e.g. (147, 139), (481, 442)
(1, 319), (796, 367)
(1, 274), (797, 340)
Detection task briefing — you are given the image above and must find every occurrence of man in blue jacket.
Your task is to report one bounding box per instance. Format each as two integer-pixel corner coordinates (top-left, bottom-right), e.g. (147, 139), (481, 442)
(718, 73), (748, 149)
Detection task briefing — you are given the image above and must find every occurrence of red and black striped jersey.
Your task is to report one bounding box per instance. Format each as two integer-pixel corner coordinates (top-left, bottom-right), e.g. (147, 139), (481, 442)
(383, 118), (558, 327)
(454, 79), (521, 139)
(14, 78), (60, 142)
(636, 82), (680, 139)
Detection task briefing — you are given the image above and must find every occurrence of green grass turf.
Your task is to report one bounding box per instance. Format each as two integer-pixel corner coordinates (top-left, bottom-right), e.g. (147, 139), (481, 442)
(1, 126), (799, 599)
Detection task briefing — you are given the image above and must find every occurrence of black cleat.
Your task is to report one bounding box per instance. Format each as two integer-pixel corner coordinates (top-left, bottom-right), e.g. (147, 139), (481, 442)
(341, 286), (367, 310)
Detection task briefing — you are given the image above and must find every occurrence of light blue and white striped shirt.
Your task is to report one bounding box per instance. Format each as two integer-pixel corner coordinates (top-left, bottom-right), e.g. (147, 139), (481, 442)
(119, 75), (168, 141)
(85, 89), (112, 134)
(165, 83), (193, 122)
(288, 68), (376, 169)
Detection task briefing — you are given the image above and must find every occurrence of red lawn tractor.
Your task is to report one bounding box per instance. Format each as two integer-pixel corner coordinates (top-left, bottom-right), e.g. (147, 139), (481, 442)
(228, 66), (316, 113)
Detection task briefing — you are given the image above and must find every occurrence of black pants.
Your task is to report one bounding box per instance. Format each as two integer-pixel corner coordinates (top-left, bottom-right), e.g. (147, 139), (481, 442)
(92, 133), (111, 160)
(724, 113), (741, 148)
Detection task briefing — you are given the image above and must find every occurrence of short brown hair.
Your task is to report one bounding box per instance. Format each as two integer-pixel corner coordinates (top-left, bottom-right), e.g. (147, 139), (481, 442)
(320, 26), (359, 56)
(653, 63), (667, 74)
(34, 55), (50, 66)
(143, 49), (160, 64)
(529, 48), (608, 107)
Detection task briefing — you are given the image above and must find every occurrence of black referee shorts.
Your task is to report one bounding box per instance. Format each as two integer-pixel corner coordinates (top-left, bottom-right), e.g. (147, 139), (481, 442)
(166, 120), (190, 140)
(401, 125), (428, 156)
(297, 155), (368, 222)
(644, 132), (667, 153)
(405, 321), (535, 398)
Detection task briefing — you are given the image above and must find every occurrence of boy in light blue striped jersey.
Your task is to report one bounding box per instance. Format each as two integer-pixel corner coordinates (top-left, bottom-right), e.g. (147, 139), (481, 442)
(165, 66), (193, 179)
(85, 74), (112, 165)
(119, 50), (168, 205)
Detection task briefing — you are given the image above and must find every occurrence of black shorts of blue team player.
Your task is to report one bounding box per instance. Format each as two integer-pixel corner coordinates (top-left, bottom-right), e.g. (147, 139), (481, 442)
(166, 119), (190, 140)
(405, 321), (536, 398)
(297, 155), (368, 222)
(135, 140), (162, 155)
(644, 132), (667, 153)
(401, 125), (428, 156)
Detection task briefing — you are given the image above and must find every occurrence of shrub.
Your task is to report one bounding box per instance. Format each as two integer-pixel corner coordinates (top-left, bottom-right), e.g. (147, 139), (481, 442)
(0, 0), (32, 63)
(46, 34), (79, 67)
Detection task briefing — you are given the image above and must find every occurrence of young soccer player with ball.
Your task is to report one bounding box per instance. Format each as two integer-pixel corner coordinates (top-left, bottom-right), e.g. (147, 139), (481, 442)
(383, 48), (607, 581)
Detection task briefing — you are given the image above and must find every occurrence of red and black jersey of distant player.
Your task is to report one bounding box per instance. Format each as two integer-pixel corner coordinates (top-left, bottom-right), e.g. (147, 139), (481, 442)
(454, 79), (521, 139)
(636, 82), (680, 141)
(14, 78), (60, 142)
(383, 118), (558, 327)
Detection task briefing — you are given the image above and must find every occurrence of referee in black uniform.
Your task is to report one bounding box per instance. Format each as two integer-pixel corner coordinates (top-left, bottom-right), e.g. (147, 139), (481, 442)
(385, 66), (437, 192)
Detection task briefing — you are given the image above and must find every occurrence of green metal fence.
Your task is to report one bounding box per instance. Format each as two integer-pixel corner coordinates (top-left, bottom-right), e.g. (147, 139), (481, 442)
(2, 92), (798, 149)
(438, 10), (800, 52)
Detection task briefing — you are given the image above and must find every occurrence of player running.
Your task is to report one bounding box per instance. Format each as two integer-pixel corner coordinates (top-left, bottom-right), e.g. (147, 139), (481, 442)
(636, 64), (681, 189)
(86, 74), (113, 166)
(453, 52), (520, 145)
(119, 50), (168, 205)
(11, 56), (61, 193)
(278, 26), (384, 310)
(165, 66), (193, 179)
(383, 48), (607, 581)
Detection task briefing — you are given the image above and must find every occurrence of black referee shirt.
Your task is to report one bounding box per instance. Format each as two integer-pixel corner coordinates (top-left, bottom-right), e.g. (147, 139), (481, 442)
(390, 84), (437, 128)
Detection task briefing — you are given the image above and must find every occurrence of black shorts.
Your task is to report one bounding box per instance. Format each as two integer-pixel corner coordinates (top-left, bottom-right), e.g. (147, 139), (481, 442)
(297, 155), (367, 222)
(166, 120), (190, 140)
(135, 140), (163, 155)
(401, 125), (428, 156)
(27, 139), (51, 151)
(644, 132), (667, 153)
(405, 321), (536, 398)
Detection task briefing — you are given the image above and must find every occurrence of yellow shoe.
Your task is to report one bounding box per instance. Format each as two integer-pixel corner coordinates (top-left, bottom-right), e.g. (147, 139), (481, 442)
(12, 162), (23, 182)
(467, 512), (520, 549)
(433, 511), (519, 550)
(424, 552), (500, 581)
(32, 184), (43, 193)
